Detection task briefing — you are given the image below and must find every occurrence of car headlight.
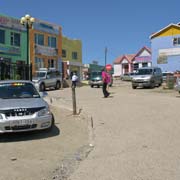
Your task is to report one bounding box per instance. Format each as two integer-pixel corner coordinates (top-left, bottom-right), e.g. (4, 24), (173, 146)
(38, 107), (51, 117)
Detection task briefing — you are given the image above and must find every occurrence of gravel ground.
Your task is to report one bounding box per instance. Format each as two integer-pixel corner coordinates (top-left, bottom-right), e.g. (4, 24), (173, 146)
(0, 105), (91, 180)
(47, 81), (180, 180)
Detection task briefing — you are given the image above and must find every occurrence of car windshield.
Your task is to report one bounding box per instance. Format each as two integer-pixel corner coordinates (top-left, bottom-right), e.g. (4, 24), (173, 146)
(91, 72), (102, 78)
(0, 82), (40, 99)
(136, 69), (153, 75)
(34, 72), (46, 78)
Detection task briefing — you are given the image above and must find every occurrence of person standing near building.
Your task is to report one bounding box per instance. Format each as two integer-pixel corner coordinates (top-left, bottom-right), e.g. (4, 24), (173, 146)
(102, 68), (110, 98)
(71, 72), (78, 88)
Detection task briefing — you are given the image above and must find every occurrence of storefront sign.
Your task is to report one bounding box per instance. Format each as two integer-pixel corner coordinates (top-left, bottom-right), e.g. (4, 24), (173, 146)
(33, 19), (60, 35)
(0, 15), (26, 31)
(135, 56), (151, 62)
(159, 48), (180, 56)
(157, 55), (168, 64)
(0, 45), (21, 55)
(35, 45), (58, 56)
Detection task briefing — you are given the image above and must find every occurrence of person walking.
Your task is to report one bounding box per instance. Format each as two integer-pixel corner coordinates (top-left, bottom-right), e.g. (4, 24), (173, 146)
(102, 68), (110, 98)
(106, 72), (111, 93)
(71, 72), (78, 88)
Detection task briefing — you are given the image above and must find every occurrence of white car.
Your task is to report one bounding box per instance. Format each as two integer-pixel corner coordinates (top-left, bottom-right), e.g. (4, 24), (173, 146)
(0, 80), (54, 133)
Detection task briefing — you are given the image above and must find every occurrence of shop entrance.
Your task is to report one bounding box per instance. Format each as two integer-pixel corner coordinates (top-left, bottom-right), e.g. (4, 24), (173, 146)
(0, 58), (32, 80)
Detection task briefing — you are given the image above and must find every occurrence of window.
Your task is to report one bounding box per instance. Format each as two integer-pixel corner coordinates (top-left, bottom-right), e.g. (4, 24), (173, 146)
(48, 36), (56, 48)
(0, 29), (5, 44)
(11, 32), (20, 46)
(133, 63), (139, 71)
(142, 62), (148, 67)
(72, 52), (78, 59)
(62, 49), (66, 58)
(35, 57), (44, 70)
(34, 34), (44, 45)
(48, 59), (55, 68)
(173, 37), (180, 46)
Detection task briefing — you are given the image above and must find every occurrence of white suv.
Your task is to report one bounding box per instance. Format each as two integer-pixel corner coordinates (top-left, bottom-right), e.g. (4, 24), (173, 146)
(32, 68), (62, 92)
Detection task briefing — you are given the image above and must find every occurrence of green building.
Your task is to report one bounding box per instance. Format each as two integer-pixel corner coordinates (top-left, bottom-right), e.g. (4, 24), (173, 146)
(0, 14), (28, 80)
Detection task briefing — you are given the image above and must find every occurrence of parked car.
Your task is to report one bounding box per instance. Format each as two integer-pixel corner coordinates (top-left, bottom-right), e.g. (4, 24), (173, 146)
(132, 67), (163, 89)
(32, 68), (62, 92)
(89, 71), (113, 88)
(162, 71), (174, 82)
(120, 72), (136, 81)
(0, 80), (54, 133)
(89, 71), (103, 88)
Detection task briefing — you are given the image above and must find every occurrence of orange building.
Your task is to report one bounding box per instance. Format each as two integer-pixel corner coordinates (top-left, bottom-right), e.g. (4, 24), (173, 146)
(29, 19), (62, 75)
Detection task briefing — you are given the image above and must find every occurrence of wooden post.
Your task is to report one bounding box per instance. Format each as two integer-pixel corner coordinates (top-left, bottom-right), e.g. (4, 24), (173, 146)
(72, 86), (77, 115)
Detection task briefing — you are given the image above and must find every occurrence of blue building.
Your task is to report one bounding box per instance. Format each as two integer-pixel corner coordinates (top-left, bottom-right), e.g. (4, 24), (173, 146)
(150, 23), (180, 72)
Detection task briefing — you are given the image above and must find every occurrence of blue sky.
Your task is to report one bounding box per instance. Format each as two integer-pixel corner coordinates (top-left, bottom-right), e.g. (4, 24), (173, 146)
(1, 0), (180, 65)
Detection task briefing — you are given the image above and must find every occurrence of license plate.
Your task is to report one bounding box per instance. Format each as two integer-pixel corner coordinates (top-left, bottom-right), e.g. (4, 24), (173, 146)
(11, 119), (34, 126)
(138, 83), (143, 87)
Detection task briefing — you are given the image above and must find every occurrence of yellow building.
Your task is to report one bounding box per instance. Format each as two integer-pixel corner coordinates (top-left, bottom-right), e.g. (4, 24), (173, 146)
(62, 36), (82, 80)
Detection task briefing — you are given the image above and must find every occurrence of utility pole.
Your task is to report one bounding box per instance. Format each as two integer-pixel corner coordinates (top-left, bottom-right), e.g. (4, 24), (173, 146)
(105, 47), (107, 66)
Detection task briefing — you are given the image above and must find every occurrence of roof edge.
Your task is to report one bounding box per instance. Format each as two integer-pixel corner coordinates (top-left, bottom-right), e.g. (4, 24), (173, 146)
(150, 23), (180, 39)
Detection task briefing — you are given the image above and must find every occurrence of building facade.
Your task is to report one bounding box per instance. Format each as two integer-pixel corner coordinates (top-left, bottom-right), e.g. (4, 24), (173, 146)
(0, 14), (28, 80)
(62, 36), (82, 80)
(132, 46), (152, 71)
(150, 23), (180, 72)
(0, 13), (83, 81)
(113, 54), (135, 77)
(113, 46), (152, 77)
(30, 19), (62, 75)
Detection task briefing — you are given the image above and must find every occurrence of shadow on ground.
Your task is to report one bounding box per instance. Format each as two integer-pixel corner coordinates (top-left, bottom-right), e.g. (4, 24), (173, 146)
(0, 125), (60, 143)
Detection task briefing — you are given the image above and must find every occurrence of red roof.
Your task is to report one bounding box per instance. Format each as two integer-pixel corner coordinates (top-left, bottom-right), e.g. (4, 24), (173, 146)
(113, 46), (151, 64)
(113, 54), (136, 64)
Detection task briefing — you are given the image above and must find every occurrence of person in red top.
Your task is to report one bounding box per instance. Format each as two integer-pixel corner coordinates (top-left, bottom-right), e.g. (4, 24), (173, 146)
(101, 67), (110, 98)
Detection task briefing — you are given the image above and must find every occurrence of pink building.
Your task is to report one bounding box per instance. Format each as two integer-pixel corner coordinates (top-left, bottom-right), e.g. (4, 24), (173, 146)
(113, 46), (152, 77)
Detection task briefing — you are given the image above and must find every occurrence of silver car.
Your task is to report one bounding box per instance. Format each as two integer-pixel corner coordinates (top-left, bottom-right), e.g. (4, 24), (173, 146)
(0, 80), (54, 133)
(32, 68), (62, 92)
(132, 67), (163, 89)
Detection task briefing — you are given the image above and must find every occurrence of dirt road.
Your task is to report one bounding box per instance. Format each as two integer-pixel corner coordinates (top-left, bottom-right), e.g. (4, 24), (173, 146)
(0, 106), (89, 180)
(48, 81), (180, 180)
(1, 81), (180, 180)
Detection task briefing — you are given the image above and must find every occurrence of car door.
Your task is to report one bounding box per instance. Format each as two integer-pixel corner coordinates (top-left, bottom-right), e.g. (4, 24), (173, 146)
(51, 71), (57, 87)
(45, 71), (53, 88)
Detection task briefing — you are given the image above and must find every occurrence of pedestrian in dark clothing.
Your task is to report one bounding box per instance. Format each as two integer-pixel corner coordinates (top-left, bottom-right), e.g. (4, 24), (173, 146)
(101, 68), (110, 98)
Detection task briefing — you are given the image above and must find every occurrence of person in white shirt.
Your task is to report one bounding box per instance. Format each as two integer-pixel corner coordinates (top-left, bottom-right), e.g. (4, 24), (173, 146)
(71, 72), (78, 88)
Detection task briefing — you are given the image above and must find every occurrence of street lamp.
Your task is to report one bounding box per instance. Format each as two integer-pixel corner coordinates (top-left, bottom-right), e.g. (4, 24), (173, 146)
(20, 14), (35, 80)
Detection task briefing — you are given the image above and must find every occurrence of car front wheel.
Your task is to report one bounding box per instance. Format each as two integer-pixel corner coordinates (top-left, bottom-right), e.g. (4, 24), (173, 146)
(40, 83), (45, 92)
(55, 81), (61, 89)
